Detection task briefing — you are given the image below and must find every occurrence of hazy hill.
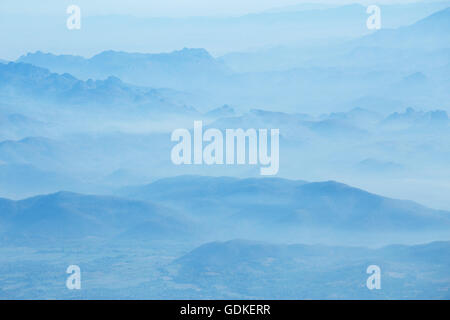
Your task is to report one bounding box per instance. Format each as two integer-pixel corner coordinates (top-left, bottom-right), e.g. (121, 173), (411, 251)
(357, 6), (450, 49)
(204, 104), (235, 118)
(0, 112), (49, 141)
(119, 176), (450, 245)
(0, 137), (65, 170)
(121, 175), (307, 204)
(17, 48), (229, 91)
(208, 108), (370, 141)
(0, 192), (192, 243)
(0, 164), (81, 199)
(168, 239), (450, 299)
(0, 62), (195, 114)
(217, 8), (450, 113)
(381, 108), (449, 130)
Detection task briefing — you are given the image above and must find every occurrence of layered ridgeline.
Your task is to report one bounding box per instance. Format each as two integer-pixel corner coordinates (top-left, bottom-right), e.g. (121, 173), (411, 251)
(356, 6), (450, 49)
(1, 176), (449, 246)
(13, 7), (450, 113)
(0, 61), (196, 114)
(166, 239), (450, 299)
(1, 106), (449, 203)
(118, 176), (450, 246)
(0, 191), (194, 244)
(1, 176), (450, 245)
(221, 6), (450, 72)
(1, 180), (449, 298)
(16, 48), (229, 92)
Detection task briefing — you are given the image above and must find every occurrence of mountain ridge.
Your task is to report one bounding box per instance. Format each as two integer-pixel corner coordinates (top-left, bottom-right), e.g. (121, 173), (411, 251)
(0, 61), (196, 113)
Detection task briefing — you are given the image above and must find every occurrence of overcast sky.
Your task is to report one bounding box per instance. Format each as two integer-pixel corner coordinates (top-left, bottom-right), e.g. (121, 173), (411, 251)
(0, 0), (431, 17)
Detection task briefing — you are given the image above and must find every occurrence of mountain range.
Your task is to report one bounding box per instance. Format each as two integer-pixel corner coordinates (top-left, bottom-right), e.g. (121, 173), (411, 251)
(0, 61), (196, 114)
(4, 7), (448, 114)
(0, 191), (193, 244)
(357, 6), (450, 49)
(1, 175), (449, 246)
(1, 1), (449, 300)
(118, 175), (450, 245)
(17, 48), (229, 91)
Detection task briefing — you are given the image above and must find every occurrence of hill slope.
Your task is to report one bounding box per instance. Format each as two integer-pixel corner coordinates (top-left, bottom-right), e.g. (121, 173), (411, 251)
(0, 62), (195, 114)
(357, 6), (450, 48)
(119, 176), (450, 244)
(17, 48), (229, 90)
(168, 239), (450, 299)
(0, 192), (193, 243)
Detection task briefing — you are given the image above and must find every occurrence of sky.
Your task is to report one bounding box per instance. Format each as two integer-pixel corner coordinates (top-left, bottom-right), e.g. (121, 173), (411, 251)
(0, 0), (432, 17)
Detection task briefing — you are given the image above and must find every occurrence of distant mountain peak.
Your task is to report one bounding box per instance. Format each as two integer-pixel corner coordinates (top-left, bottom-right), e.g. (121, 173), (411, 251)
(205, 104), (235, 118)
(403, 71), (427, 83)
(356, 6), (450, 48)
(0, 61), (196, 113)
(89, 47), (214, 61)
(413, 6), (450, 28)
(177, 47), (212, 57)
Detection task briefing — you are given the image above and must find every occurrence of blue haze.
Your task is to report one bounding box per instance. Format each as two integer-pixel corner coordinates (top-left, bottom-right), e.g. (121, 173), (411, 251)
(0, 2), (449, 299)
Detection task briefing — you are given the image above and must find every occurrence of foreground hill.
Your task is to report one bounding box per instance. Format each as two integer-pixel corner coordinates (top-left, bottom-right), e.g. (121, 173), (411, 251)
(167, 239), (450, 299)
